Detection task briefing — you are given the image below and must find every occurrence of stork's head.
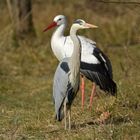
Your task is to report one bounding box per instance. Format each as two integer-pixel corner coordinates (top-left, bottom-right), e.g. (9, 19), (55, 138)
(72, 19), (98, 30)
(43, 15), (67, 32)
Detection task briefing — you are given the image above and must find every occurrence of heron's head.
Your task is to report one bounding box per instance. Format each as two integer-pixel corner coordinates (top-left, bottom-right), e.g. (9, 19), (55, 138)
(43, 15), (67, 32)
(72, 19), (98, 30)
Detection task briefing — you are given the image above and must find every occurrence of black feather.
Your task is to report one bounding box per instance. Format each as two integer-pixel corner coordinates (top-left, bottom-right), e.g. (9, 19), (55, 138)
(93, 47), (113, 78)
(67, 82), (79, 106)
(80, 68), (117, 96)
(60, 62), (70, 73)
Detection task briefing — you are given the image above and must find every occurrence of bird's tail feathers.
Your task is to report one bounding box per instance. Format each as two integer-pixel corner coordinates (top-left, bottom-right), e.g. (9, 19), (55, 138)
(108, 78), (117, 96)
(92, 72), (117, 96)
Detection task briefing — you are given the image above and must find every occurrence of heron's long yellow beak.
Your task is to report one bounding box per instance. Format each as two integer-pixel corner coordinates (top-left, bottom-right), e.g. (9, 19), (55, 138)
(85, 23), (98, 28)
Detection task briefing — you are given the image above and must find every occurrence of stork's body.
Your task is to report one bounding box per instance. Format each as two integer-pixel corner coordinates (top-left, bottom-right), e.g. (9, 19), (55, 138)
(53, 20), (97, 130)
(51, 32), (98, 64)
(44, 15), (117, 110)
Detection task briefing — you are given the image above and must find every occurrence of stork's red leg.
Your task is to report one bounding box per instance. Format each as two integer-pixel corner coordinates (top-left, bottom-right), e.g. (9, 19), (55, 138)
(81, 75), (85, 110)
(89, 83), (96, 110)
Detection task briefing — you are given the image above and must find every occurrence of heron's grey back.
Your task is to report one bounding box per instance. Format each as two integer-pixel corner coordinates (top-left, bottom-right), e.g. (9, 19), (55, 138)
(53, 58), (69, 120)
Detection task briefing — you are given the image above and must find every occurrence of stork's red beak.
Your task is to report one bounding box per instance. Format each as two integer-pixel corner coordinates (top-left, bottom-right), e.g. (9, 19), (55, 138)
(43, 21), (57, 32)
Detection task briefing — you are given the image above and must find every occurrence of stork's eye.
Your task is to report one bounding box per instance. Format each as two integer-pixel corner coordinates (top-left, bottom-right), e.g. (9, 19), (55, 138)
(58, 18), (61, 21)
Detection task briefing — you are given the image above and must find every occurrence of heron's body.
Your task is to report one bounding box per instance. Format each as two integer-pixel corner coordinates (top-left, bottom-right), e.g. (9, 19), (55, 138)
(53, 58), (80, 121)
(53, 30), (81, 122)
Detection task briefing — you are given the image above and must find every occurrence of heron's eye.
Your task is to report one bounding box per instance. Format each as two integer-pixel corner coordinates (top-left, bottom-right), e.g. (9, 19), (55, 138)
(79, 21), (83, 25)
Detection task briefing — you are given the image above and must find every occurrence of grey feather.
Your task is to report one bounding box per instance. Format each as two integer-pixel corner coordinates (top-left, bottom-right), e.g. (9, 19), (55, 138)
(53, 58), (69, 121)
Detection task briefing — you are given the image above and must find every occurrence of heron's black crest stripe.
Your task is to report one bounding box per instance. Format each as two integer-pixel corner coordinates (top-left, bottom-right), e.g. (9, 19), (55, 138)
(60, 62), (70, 73)
(73, 19), (83, 25)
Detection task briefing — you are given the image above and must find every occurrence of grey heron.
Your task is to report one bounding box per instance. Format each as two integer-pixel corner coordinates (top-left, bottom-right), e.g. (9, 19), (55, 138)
(53, 19), (98, 130)
(44, 15), (117, 110)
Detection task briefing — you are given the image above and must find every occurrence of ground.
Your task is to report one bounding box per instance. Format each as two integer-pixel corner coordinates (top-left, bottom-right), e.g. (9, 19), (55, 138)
(0, 41), (139, 139)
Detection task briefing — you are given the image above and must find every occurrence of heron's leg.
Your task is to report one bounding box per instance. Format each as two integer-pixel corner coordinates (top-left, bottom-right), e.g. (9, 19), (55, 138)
(89, 83), (96, 110)
(81, 75), (85, 110)
(68, 108), (71, 130)
(64, 98), (67, 130)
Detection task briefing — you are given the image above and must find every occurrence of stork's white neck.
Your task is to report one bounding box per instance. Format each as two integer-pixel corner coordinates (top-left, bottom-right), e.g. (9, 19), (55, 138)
(52, 24), (66, 38)
(51, 24), (66, 61)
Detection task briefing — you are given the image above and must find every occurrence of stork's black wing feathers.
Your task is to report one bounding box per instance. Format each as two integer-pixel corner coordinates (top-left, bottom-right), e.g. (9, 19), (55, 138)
(80, 47), (117, 96)
(93, 47), (113, 78)
(80, 68), (117, 96)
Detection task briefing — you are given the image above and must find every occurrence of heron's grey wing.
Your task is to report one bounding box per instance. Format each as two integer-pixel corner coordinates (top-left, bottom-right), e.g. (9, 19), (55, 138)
(53, 58), (70, 121)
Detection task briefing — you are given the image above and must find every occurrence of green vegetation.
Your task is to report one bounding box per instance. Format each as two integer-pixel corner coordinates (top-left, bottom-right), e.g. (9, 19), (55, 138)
(0, 1), (140, 139)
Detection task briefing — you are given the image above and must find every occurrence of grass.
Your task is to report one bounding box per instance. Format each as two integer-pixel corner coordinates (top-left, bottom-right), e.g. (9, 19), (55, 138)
(0, 42), (139, 139)
(0, 0), (140, 139)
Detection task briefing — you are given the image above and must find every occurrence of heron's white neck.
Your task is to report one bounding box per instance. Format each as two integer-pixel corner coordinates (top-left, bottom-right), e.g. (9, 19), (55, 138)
(69, 26), (81, 85)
